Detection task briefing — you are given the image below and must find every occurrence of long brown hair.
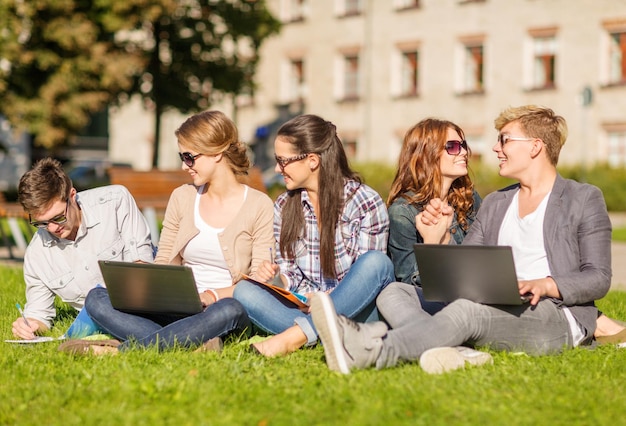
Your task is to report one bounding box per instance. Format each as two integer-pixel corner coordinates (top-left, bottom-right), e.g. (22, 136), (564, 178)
(278, 114), (361, 279)
(387, 118), (475, 231)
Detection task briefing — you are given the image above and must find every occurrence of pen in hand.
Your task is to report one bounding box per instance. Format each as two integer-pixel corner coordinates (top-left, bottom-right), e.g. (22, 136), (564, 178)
(268, 247), (284, 287)
(16, 302), (31, 329)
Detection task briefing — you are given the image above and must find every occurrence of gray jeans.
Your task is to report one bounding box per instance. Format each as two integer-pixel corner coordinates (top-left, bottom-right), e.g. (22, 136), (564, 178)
(375, 282), (573, 368)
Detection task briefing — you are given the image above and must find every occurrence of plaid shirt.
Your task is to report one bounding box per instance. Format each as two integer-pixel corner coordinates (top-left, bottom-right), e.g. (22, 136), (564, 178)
(274, 180), (389, 294)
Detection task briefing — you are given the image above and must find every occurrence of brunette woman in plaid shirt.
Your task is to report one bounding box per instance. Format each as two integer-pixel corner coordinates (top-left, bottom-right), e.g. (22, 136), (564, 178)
(234, 114), (395, 356)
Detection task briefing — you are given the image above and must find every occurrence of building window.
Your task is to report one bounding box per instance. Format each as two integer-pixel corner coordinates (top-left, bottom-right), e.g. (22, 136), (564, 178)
(281, 0), (308, 23)
(400, 50), (419, 96)
(345, 0), (361, 15)
(608, 130), (626, 167)
(336, 0), (361, 17)
(342, 54), (360, 100)
(532, 36), (557, 89)
(394, 0), (420, 10)
(609, 31), (626, 84)
(289, 59), (305, 102)
(461, 43), (484, 93)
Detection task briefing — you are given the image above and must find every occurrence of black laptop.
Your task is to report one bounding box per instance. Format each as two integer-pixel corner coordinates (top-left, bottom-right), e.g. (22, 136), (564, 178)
(413, 244), (530, 305)
(98, 260), (203, 316)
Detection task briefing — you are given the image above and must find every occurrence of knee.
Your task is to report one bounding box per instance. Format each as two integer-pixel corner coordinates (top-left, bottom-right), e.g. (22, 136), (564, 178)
(376, 282), (406, 311)
(445, 298), (480, 322)
(379, 281), (404, 296)
(358, 251), (394, 277)
(213, 298), (250, 329)
(219, 297), (248, 318)
(232, 280), (255, 305)
(84, 286), (109, 313)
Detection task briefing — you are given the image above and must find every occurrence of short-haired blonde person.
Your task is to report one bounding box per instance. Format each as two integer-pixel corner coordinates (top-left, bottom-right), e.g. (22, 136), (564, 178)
(312, 105), (614, 374)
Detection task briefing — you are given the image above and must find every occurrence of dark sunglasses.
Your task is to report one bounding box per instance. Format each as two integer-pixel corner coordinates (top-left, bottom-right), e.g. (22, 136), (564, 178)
(444, 140), (468, 155)
(274, 153), (308, 171)
(179, 152), (203, 167)
(29, 200), (70, 229)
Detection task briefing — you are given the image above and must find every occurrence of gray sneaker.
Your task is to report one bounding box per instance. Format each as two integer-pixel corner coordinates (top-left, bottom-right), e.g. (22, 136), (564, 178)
(419, 346), (493, 374)
(311, 292), (388, 374)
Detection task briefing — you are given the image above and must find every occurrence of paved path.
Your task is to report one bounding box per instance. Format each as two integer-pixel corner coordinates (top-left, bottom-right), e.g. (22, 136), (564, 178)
(611, 242), (626, 291)
(609, 213), (626, 291)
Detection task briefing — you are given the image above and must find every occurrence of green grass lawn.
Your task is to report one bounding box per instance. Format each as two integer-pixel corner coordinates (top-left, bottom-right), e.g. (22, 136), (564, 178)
(1, 264), (626, 426)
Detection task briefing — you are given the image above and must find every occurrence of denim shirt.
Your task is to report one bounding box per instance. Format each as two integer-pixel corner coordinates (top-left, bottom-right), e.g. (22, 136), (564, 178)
(387, 190), (482, 285)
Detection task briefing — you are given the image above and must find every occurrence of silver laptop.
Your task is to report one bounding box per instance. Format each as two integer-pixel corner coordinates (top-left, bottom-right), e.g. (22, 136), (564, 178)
(413, 244), (530, 305)
(98, 260), (203, 316)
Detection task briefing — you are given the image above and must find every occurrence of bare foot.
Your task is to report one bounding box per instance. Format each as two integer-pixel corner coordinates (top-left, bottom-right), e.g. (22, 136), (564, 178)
(595, 314), (625, 337)
(251, 325), (307, 357)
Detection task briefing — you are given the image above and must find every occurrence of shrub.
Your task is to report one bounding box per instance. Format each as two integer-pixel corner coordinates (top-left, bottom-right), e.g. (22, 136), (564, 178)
(353, 161), (626, 211)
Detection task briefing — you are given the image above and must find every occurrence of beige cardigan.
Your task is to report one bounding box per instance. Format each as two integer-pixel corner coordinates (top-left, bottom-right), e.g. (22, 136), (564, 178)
(155, 184), (275, 283)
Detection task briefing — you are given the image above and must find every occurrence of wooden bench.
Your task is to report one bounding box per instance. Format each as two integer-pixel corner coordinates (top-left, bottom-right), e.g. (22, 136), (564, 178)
(108, 166), (267, 244)
(0, 193), (32, 259)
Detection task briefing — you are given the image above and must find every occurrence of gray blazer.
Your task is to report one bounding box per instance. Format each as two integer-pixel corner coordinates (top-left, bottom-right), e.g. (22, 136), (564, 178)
(464, 174), (612, 342)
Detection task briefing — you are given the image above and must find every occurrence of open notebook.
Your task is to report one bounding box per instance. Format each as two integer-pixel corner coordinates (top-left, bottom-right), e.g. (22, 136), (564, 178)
(241, 274), (309, 309)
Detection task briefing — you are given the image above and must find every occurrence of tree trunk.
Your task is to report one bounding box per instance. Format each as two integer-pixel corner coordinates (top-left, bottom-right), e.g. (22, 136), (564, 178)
(152, 102), (162, 168)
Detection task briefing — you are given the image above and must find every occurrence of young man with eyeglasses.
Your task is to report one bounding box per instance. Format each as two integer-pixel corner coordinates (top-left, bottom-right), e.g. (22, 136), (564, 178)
(312, 105), (613, 374)
(11, 158), (154, 340)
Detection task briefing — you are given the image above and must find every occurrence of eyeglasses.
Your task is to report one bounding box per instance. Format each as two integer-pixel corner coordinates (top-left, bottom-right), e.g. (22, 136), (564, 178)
(275, 153), (308, 171)
(179, 152), (203, 167)
(498, 134), (535, 146)
(30, 199), (70, 229)
(444, 140), (468, 156)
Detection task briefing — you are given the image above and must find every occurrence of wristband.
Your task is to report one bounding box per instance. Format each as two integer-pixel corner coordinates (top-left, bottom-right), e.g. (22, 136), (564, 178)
(204, 288), (219, 303)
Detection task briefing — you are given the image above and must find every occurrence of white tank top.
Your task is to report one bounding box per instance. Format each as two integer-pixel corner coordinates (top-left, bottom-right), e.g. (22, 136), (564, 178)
(181, 185), (248, 291)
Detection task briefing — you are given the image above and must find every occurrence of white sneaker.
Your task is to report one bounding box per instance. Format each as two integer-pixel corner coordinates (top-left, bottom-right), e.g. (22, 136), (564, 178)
(310, 292), (388, 374)
(419, 346), (493, 374)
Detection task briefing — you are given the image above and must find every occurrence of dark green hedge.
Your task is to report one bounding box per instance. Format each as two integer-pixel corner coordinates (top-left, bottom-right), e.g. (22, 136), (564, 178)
(354, 162), (626, 212)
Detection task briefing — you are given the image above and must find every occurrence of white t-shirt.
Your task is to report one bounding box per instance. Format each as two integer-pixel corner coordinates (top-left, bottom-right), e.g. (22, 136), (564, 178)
(498, 190), (584, 346)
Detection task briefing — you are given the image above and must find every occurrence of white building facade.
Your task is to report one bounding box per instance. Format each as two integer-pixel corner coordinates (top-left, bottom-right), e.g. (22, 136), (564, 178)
(110, 0), (626, 170)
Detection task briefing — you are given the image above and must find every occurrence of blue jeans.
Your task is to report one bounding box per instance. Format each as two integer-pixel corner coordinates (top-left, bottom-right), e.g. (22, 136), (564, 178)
(85, 287), (250, 351)
(377, 288), (572, 368)
(233, 250), (395, 345)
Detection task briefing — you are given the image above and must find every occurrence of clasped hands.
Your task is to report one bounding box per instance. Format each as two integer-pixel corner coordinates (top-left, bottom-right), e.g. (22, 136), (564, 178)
(416, 198), (454, 244)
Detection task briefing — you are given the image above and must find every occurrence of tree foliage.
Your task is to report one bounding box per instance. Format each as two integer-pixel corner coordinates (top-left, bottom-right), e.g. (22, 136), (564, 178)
(0, 0), (154, 147)
(125, 0), (281, 166)
(0, 0), (280, 163)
